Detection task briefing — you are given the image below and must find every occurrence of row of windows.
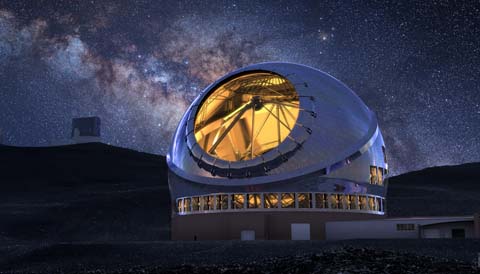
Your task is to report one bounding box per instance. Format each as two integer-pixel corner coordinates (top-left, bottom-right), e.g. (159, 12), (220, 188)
(176, 192), (385, 215)
(396, 223), (416, 231)
(370, 165), (387, 185)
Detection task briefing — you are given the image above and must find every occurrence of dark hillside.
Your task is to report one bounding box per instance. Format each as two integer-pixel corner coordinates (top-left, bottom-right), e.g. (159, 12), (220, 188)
(386, 162), (480, 217)
(0, 143), (170, 243)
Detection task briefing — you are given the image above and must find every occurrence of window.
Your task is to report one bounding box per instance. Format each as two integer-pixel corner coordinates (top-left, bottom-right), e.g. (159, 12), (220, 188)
(264, 193), (279, 208)
(377, 167), (384, 186)
(368, 197), (378, 211)
(315, 193), (328, 208)
(370, 166), (378, 184)
(281, 193), (295, 208)
(358, 196), (367, 210)
(192, 197), (200, 211)
(177, 199), (183, 213)
(247, 194), (261, 208)
(330, 194), (343, 209)
(232, 194), (245, 209)
(178, 192), (386, 214)
(216, 194), (228, 210)
(202, 195), (214, 210)
(184, 198), (191, 212)
(396, 223), (415, 231)
(298, 193), (312, 208)
(346, 195), (357, 210)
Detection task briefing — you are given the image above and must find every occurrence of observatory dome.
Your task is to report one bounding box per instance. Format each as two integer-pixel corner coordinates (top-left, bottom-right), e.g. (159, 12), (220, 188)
(168, 62), (383, 185)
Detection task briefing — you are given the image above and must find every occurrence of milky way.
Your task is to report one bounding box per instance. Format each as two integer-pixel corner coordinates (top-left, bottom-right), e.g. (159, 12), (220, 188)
(0, 0), (479, 175)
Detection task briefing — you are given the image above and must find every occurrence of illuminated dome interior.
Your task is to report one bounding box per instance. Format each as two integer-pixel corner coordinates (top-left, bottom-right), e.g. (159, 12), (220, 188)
(194, 72), (300, 161)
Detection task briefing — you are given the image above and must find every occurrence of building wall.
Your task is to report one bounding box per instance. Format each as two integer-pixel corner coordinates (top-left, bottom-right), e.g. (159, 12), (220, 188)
(326, 217), (474, 240)
(171, 211), (384, 240)
(421, 221), (474, 238)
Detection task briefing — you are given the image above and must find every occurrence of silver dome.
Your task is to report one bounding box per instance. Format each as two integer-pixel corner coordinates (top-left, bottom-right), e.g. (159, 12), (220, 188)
(168, 62), (385, 186)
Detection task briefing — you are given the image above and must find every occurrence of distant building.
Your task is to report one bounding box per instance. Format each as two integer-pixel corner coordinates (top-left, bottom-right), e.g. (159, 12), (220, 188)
(326, 215), (480, 239)
(71, 117), (101, 144)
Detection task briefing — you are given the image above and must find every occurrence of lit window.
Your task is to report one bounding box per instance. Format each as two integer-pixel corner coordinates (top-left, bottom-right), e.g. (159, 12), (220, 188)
(378, 167), (384, 186)
(216, 194), (228, 210)
(247, 194), (261, 208)
(184, 198), (191, 212)
(370, 166), (378, 184)
(177, 199), (183, 213)
(264, 193), (279, 208)
(281, 193), (295, 208)
(347, 195), (357, 210)
(368, 197), (377, 211)
(358, 196), (367, 210)
(396, 224), (415, 231)
(331, 194), (343, 209)
(298, 193), (312, 208)
(232, 194), (245, 209)
(202, 196), (214, 210)
(192, 197), (200, 211)
(315, 193), (328, 208)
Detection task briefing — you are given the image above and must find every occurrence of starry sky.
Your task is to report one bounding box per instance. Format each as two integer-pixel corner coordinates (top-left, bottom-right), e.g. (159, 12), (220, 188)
(0, 0), (479, 175)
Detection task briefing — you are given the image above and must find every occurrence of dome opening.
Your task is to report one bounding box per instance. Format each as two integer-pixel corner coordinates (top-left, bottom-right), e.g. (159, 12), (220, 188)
(194, 72), (300, 161)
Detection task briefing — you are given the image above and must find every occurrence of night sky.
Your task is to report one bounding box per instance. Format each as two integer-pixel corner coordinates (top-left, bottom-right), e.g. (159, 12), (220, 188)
(0, 1), (479, 175)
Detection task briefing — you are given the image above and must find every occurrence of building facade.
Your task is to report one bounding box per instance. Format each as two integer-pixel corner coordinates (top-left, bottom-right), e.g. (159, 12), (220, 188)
(167, 62), (388, 240)
(71, 117), (101, 144)
(326, 216), (479, 239)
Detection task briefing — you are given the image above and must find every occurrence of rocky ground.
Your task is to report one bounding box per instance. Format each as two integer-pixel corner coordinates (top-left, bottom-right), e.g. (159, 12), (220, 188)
(1, 240), (479, 274)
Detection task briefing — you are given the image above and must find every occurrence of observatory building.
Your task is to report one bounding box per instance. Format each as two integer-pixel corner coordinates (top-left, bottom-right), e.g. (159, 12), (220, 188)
(71, 117), (101, 144)
(167, 62), (388, 240)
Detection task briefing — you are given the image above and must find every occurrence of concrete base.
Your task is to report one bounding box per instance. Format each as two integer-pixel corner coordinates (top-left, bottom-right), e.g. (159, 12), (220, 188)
(171, 211), (384, 240)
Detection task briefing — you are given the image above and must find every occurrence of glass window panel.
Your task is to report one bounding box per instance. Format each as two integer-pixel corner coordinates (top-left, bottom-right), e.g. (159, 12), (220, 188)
(331, 194), (343, 209)
(298, 193), (312, 208)
(231, 194), (245, 209)
(330, 194), (338, 209)
(338, 194), (344, 209)
(375, 197), (380, 211)
(202, 195), (214, 210)
(264, 193), (279, 208)
(177, 199), (183, 213)
(281, 193), (295, 208)
(358, 196), (367, 210)
(192, 197), (200, 211)
(184, 198), (191, 212)
(315, 193), (328, 208)
(370, 166), (378, 184)
(247, 194), (261, 208)
(216, 194), (229, 210)
(221, 195), (229, 209)
(378, 168), (383, 186)
(368, 197), (376, 211)
(215, 195), (221, 210)
(347, 195), (357, 210)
